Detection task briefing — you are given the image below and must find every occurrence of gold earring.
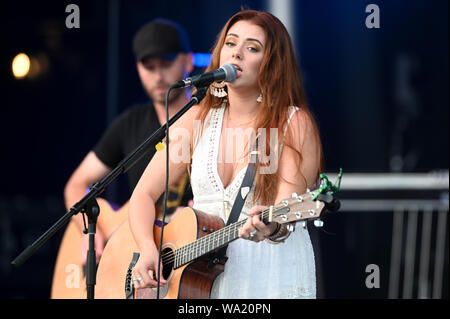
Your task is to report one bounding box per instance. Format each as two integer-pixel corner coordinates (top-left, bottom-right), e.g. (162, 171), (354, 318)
(210, 81), (227, 98)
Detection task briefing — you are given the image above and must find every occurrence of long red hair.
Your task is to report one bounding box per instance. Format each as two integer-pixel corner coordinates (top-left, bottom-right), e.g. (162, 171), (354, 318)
(196, 10), (324, 205)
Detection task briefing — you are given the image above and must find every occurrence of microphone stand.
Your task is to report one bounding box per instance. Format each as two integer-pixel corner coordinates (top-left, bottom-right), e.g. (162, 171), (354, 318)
(11, 86), (208, 300)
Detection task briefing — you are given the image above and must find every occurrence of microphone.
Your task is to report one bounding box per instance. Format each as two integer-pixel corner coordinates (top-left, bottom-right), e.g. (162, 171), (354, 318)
(173, 63), (237, 88)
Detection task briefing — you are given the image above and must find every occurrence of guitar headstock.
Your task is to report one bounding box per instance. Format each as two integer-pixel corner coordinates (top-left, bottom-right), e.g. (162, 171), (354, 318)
(265, 170), (343, 228)
(267, 191), (326, 227)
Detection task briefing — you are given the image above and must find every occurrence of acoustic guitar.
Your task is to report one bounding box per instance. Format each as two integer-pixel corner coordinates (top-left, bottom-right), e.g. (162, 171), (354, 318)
(95, 190), (331, 299)
(50, 198), (129, 299)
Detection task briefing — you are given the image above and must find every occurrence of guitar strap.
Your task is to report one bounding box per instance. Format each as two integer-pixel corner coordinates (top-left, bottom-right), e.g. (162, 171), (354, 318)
(208, 134), (260, 268)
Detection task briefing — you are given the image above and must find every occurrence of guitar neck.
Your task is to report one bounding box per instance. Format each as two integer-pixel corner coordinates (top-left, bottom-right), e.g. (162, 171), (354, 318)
(173, 205), (291, 269)
(173, 219), (243, 269)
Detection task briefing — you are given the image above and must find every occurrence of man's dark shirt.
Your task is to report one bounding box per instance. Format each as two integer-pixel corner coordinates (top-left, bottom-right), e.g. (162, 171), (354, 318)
(94, 102), (192, 213)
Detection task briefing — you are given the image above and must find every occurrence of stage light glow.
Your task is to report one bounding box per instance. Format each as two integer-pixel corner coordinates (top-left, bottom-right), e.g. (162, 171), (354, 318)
(12, 53), (31, 79)
(193, 53), (211, 67)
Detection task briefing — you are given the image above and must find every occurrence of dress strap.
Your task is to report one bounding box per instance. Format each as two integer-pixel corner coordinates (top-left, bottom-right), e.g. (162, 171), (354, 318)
(283, 106), (300, 136)
(279, 106), (300, 157)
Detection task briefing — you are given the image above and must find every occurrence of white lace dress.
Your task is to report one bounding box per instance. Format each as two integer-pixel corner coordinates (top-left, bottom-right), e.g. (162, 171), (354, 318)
(190, 104), (316, 299)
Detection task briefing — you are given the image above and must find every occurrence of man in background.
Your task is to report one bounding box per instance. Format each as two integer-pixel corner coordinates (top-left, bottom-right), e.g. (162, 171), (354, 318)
(64, 18), (194, 265)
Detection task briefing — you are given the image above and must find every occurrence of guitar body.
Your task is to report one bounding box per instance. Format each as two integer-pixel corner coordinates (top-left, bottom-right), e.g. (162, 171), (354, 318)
(95, 188), (332, 299)
(95, 207), (225, 299)
(50, 198), (129, 299)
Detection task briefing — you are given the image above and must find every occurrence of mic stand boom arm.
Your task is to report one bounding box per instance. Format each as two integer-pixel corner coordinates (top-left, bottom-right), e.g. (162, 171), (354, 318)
(11, 86), (207, 299)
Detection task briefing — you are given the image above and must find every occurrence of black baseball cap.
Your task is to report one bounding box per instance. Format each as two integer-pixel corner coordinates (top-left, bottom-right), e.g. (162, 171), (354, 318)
(133, 18), (191, 62)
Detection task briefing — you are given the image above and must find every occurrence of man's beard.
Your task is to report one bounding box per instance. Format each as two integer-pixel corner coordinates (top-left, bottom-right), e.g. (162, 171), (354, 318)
(149, 85), (184, 106)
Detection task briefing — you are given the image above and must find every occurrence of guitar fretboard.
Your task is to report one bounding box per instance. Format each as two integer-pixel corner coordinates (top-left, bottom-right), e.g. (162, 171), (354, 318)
(172, 205), (290, 269)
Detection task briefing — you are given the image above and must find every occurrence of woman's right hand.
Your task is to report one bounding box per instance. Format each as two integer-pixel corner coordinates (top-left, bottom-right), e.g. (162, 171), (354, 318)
(131, 243), (168, 289)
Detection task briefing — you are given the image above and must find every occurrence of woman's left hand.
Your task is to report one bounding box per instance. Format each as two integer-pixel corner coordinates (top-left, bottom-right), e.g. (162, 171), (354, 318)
(238, 205), (278, 242)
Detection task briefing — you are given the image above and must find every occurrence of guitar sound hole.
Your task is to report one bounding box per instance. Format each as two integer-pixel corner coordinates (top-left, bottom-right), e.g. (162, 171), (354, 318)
(161, 247), (174, 280)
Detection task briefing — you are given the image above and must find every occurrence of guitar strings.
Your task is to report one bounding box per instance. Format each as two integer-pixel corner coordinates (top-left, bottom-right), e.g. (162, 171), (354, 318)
(160, 195), (313, 266)
(160, 207), (284, 265)
(159, 208), (274, 266)
(160, 218), (247, 265)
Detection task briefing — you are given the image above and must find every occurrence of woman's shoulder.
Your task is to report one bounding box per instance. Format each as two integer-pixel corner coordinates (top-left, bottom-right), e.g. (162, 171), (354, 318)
(284, 105), (319, 145)
(286, 105), (301, 123)
(286, 105), (315, 127)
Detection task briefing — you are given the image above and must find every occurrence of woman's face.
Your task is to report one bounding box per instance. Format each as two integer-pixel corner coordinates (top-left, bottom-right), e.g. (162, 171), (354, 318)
(219, 20), (266, 92)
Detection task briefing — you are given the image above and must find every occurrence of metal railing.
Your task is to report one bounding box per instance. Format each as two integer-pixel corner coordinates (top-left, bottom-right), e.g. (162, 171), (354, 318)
(327, 171), (449, 299)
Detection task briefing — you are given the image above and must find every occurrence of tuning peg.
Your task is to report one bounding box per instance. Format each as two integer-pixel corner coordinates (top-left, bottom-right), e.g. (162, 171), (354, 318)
(313, 219), (324, 228)
(299, 221), (307, 229)
(291, 192), (298, 198)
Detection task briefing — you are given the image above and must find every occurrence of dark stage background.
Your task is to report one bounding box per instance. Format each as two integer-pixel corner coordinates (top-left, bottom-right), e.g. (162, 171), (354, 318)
(1, 0), (448, 299)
